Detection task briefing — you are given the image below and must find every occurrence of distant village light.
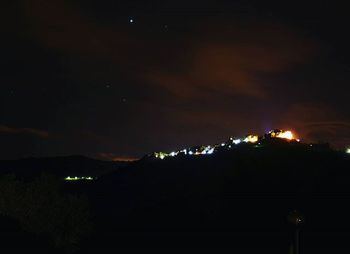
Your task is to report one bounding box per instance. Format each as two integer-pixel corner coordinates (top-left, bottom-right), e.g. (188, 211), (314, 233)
(207, 148), (215, 154)
(232, 139), (241, 144)
(276, 130), (293, 140)
(346, 148), (350, 154)
(244, 135), (259, 143)
(269, 129), (296, 140)
(152, 129), (301, 160)
(64, 176), (94, 181)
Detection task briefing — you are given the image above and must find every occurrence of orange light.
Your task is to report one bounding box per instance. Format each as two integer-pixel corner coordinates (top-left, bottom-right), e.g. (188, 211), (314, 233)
(244, 135), (259, 143)
(276, 130), (294, 140)
(269, 130), (296, 140)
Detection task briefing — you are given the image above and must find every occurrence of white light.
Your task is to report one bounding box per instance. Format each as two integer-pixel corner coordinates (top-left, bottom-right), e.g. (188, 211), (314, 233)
(221, 143), (225, 146)
(232, 139), (241, 145)
(346, 148), (350, 154)
(276, 130), (293, 140)
(129, 19), (134, 23)
(65, 176), (94, 181)
(207, 148), (214, 154)
(189, 151), (193, 155)
(170, 152), (176, 156)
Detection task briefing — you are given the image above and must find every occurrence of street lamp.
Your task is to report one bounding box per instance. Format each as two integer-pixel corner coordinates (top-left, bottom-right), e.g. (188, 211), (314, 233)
(287, 210), (304, 254)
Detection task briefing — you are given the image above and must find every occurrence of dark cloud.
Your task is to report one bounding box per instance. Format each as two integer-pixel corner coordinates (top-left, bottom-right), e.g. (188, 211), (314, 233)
(1, 0), (349, 159)
(21, 0), (318, 100)
(0, 125), (49, 139)
(146, 21), (317, 99)
(303, 122), (350, 148)
(278, 103), (350, 148)
(97, 153), (138, 161)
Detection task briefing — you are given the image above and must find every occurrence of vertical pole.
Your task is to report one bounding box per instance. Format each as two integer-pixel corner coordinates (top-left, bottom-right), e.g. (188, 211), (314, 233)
(295, 228), (300, 254)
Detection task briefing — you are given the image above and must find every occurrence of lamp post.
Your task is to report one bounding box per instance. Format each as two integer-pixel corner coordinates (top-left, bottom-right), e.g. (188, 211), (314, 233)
(287, 210), (304, 254)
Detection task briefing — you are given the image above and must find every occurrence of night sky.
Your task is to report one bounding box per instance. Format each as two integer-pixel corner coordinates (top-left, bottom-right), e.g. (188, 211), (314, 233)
(1, 0), (350, 160)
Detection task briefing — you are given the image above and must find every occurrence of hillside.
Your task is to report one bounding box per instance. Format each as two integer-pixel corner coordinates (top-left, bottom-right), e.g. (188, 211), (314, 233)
(1, 137), (350, 252)
(87, 139), (350, 251)
(0, 155), (128, 179)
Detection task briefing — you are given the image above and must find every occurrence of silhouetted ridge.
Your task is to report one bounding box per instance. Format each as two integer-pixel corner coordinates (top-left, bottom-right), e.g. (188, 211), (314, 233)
(0, 155), (129, 179)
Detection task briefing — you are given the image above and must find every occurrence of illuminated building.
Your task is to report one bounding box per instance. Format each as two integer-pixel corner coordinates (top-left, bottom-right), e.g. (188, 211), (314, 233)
(244, 135), (259, 143)
(267, 129), (297, 141)
(154, 152), (169, 159)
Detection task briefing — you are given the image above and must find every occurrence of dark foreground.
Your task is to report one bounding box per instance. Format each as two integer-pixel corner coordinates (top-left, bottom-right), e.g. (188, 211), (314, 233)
(1, 142), (350, 253)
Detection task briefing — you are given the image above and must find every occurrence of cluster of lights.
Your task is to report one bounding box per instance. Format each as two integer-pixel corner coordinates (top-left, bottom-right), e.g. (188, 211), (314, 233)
(243, 135), (259, 143)
(64, 176), (94, 181)
(269, 130), (294, 140)
(192, 145), (215, 155)
(154, 145), (215, 159)
(153, 129), (298, 160)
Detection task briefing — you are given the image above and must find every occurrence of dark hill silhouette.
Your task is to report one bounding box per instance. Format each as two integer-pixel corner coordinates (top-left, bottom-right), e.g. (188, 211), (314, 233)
(85, 140), (350, 252)
(1, 141), (350, 253)
(0, 155), (128, 180)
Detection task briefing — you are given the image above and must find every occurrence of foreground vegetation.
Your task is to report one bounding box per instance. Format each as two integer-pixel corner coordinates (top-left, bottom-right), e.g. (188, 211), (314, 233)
(0, 174), (92, 252)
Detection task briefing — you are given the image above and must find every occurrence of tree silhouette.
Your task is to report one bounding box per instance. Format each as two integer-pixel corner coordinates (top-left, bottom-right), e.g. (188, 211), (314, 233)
(0, 174), (92, 250)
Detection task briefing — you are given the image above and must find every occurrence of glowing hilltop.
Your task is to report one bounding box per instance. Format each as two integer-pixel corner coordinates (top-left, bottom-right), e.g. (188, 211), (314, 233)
(152, 129), (300, 160)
